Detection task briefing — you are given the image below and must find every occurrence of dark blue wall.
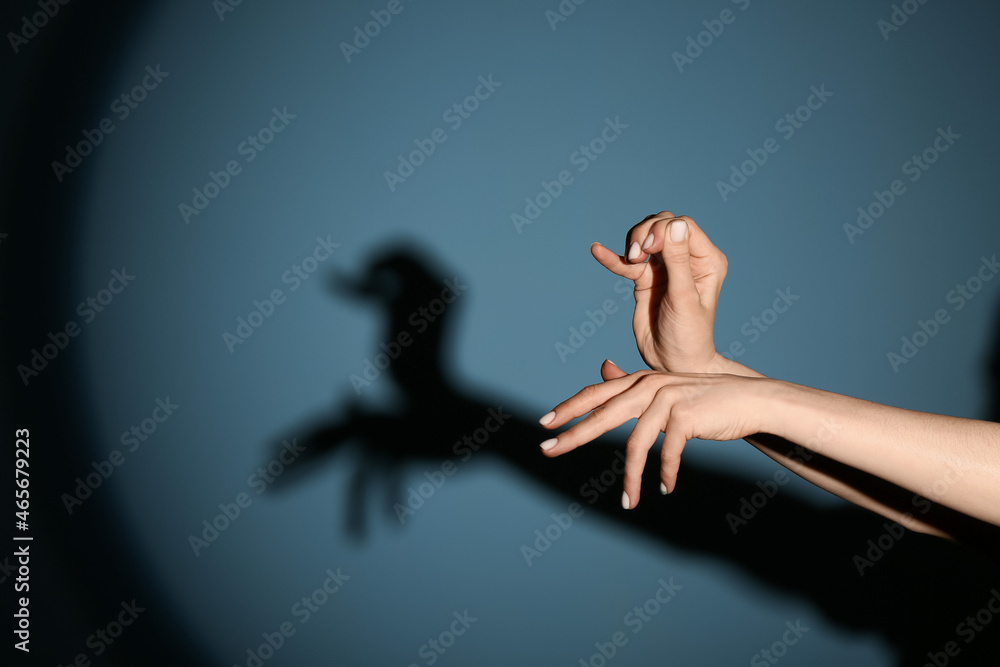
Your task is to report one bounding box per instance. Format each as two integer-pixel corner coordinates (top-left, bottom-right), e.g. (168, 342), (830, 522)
(5, 1), (1000, 665)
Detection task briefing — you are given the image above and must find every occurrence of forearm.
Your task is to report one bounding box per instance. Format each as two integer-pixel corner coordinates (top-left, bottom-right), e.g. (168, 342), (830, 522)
(744, 433), (954, 537)
(765, 380), (1000, 528)
(702, 354), (967, 536)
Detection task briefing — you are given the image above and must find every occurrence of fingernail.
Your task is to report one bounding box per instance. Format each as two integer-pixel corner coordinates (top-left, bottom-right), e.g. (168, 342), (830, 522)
(642, 233), (654, 251)
(660, 483), (668, 495)
(627, 242), (640, 261)
(604, 359), (620, 368)
(669, 220), (688, 243)
(622, 491), (630, 510)
(539, 411), (555, 426)
(540, 438), (558, 451)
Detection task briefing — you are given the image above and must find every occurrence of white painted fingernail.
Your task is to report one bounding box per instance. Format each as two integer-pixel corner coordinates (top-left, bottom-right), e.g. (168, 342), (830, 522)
(622, 491), (630, 510)
(642, 233), (654, 250)
(539, 412), (555, 426)
(540, 438), (558, 451)
(627, 242), (640, 261)
(660, 483), (668, 495)
(669, 220), (687, 242)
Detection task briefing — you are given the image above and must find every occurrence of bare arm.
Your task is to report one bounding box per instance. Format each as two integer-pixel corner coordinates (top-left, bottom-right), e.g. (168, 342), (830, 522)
(589, 212), (999, 539)
(706, 355), (957, 538)
(767, 377), (1000, 529)
(545, 366), (1000, 535)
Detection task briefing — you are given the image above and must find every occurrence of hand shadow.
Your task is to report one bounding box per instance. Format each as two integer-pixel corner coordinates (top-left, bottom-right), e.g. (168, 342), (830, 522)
(262, 241), (1000, 666)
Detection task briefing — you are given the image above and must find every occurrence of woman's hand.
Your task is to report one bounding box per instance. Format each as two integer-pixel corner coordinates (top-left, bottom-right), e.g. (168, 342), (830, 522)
(539, 363), (781, 509)
(590, 211), (729, 373)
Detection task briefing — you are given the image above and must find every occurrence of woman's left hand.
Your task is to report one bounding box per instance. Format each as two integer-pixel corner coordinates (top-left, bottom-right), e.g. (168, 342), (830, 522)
(539, 363), (782, 509)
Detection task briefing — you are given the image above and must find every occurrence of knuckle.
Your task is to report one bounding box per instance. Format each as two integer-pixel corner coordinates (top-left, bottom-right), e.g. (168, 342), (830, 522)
(666, 248), (690, 263)
(660, 448), (681, 469)
(625, 435), (646, 457)
(653, 385), (680, 407)
(631, 219), (652, 233)
(716, 250), (729, 270)
(635, 374), (666, 392)
(671, 402), (691, 422)
(652, 381), (673, 395)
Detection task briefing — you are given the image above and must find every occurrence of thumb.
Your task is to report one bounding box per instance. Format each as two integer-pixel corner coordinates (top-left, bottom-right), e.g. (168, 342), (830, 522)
(659, 219), (697, 305)
(600, 359), (627, 381)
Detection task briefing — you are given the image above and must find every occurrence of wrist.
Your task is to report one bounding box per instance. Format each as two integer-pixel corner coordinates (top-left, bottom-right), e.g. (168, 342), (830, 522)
(753, 378), (799, 436)
(707, 352), (765, 377)
(737, 378), (812, 439)
(761, 380), (838, 451)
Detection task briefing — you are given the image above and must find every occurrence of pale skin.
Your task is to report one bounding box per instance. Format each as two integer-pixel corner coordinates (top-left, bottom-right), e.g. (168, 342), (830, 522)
(538, 212), (1000, 536)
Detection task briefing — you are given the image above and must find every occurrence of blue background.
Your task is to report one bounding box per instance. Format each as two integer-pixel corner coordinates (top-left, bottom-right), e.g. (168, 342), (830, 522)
(5, 0), (1000, 665)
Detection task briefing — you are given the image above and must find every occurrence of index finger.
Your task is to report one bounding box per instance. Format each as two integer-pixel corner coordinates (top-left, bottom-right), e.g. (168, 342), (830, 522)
(539, 374), (644, 432)
(624, 210), (675, 264)
(540, 384), (652, 458)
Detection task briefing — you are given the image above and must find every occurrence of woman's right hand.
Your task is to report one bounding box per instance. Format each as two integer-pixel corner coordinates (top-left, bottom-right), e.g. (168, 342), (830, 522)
(590, 211), (730, 373)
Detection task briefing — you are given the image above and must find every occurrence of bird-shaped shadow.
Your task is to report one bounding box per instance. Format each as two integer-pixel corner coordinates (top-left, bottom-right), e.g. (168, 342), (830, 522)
(265, 241), (1000, 666)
